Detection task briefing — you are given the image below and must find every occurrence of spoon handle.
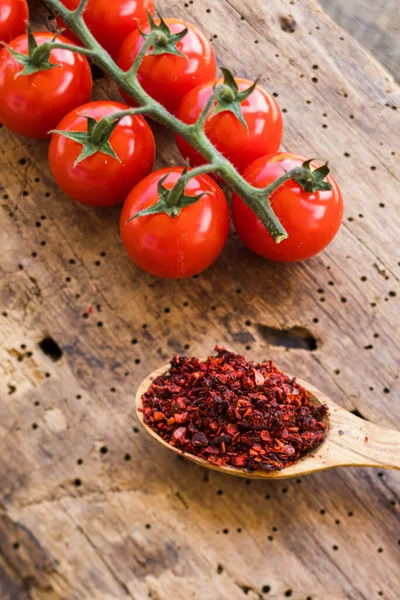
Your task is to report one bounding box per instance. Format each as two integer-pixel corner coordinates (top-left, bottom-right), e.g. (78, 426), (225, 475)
(328, 408), (400, 470)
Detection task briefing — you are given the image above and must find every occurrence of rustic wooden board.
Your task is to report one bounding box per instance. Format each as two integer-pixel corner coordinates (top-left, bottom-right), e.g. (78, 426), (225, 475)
(320, 0), (400, 81)
(1, 0), (399, 599)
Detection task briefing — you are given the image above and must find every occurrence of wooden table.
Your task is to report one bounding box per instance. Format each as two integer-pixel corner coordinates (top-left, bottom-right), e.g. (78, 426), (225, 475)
(1, 1), (399, 598)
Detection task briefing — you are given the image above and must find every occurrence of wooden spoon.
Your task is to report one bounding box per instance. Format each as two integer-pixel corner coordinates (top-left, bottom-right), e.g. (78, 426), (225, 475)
(135, 362), (400, 479)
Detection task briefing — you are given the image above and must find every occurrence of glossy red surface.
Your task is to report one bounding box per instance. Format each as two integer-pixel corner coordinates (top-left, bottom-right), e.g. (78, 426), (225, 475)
(117, 19), (217, 114)
(232, 153), (344, 262)
(120, 167), (230, 278)
(176, 78), (283, 172)
(0, 32), (92, 138)
(49, 101), (155, 206)
(57, 0), (155, 58)
(0, 0), (28, 43)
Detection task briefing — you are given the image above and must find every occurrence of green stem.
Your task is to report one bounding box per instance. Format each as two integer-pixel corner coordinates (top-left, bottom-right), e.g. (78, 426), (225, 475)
(50, 42), (97, 57)
(194, 87), (220, 130)
(167, 163), (222, 206)
(181, 163), (223, 182)
(90, 106), (152, 144)
(43, 0), (289, 242)
(126, 32), (156, 80)
(73, 0), (89, 17)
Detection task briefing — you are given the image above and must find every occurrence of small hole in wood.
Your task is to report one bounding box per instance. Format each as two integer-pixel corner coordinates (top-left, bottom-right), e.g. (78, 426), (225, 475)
(100, 446), (108, 454)
(39, 336), (63, 361)
(74, 479), (82, 487)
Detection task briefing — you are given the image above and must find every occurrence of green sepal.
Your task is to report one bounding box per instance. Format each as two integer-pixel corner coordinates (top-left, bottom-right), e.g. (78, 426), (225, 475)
(50, 114), (123, 167)
(127, 172), (210, 221)
(4, 27), (61, 77)
(212, 68), (258, 131)
(293, 160), (332, 193)
(140, 11), (188, 58)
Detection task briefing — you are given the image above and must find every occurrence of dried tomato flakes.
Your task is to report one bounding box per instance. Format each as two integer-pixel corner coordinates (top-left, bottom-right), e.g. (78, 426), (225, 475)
(141, 347), (328, 472)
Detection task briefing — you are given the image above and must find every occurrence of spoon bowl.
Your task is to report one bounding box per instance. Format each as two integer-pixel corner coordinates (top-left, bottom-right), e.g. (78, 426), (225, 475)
(135, 362), (400, 479)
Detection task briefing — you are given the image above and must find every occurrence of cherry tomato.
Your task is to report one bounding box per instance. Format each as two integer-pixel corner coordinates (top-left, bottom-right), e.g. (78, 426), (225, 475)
(117, 19), (217, 114)
(0, 0), (28, 43)
(231, 153), (343, 262)
(175, 78), (283, 172)
(57, 0), (154, 58)
(120, 167), (230, 278)
(49, 101), (156, 207)
(0, 32), (92, 138)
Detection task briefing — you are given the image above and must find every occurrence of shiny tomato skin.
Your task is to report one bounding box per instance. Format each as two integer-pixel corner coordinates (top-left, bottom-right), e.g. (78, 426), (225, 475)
(231, 153), (343, 262)
(117, 19), (217, 114)
(0, 0), (29, 43)
(176, 78), (283, 172)
(57, 0), (155, 57)
(49, 101), (156, 207)
(0, 32), (92, 138)
(120, 167), (230, 279)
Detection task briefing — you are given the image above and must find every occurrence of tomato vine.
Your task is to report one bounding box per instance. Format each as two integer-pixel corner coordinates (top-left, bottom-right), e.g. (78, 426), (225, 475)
(42, 0), (331, 243)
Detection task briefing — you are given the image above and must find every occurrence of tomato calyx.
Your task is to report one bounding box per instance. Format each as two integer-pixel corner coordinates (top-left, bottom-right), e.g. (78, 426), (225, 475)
(50, 107), (148, 166)
(292, 160), (332, 193)
(127, 169), (210, 221)
(212, 68), (258, 130)
(139, 11), (188, 58)
(3, 27), (63, 76)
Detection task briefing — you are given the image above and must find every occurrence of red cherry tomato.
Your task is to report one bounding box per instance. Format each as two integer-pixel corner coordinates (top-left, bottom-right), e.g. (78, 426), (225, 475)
(175, 78), (283, 172)
(57, 0), (155, 58)
(0, 0), (28, 43)
(49, 101), (156, 207)
(120, 167), (230, 278)
(117, 19), (217, 114)
(0, 32), (92, 138)
(231, 153), (343, 262)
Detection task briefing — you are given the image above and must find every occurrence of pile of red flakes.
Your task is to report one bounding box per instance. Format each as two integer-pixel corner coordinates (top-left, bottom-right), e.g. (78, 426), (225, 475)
(141, 347), (328, 472)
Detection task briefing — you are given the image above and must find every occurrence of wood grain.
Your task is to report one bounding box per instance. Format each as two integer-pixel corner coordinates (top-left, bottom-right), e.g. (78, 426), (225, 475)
(1, 0), (399, 598)
(320, 0), (400, 81)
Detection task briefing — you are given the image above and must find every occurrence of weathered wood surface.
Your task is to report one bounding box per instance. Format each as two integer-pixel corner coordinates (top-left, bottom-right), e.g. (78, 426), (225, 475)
(320, 0), (400, 81)
(0, 0), (399, 598)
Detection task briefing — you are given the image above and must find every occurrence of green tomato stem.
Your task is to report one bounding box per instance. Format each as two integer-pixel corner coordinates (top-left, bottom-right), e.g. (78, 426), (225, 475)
(44, 0), (290, 242)
(50, 42), (97, 57)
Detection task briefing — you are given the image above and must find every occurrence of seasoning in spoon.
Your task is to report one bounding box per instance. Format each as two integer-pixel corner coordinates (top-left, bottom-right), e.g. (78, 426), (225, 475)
(141, 347), (328, 472)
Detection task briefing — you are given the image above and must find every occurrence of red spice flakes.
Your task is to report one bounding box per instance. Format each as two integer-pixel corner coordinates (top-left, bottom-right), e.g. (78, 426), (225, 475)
(141, 347), (328, 472)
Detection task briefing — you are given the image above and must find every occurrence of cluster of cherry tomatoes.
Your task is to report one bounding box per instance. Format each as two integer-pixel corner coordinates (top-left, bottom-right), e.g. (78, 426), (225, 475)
(0, 0), (343, 279)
